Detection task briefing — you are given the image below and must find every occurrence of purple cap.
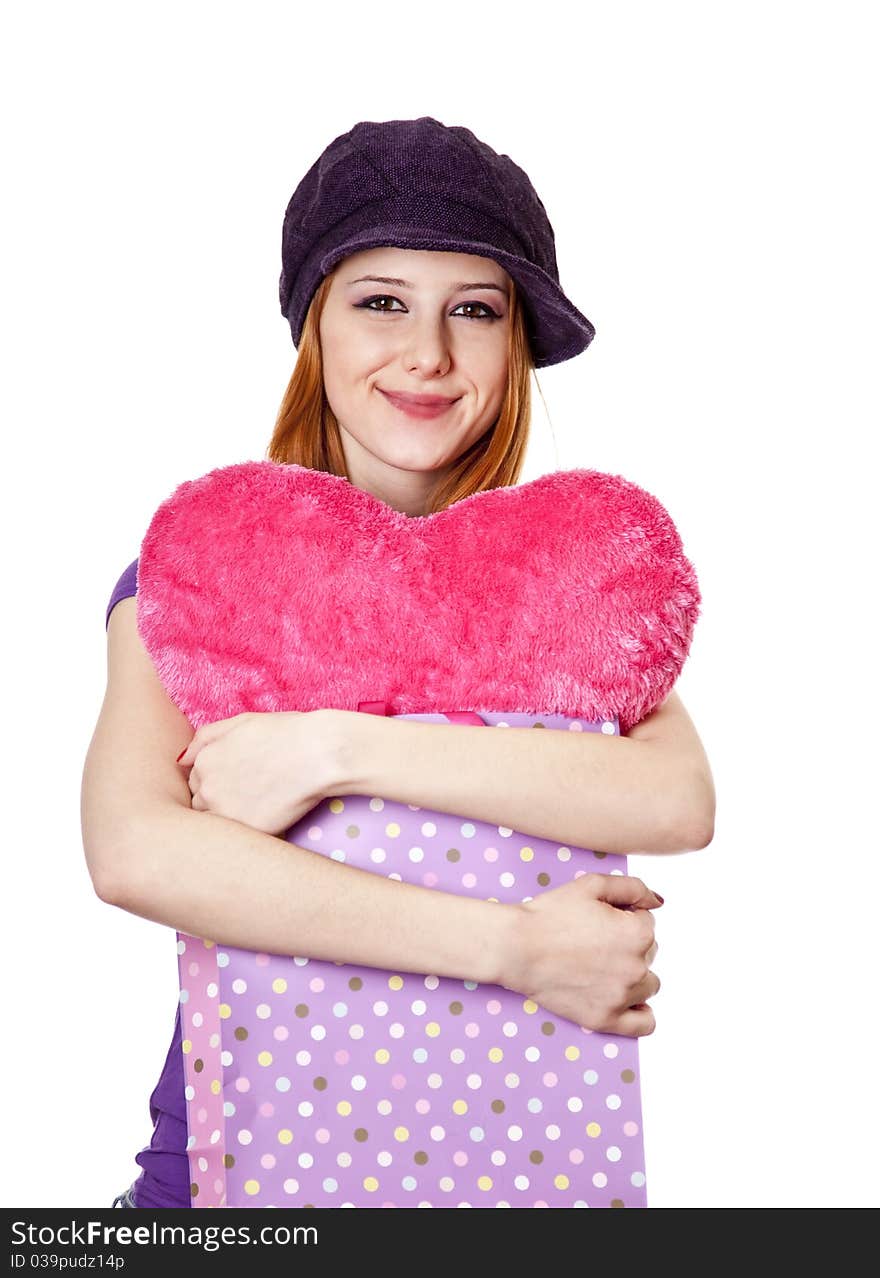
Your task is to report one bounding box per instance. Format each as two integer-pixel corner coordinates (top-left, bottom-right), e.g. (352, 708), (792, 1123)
(279, 116), (596, 369)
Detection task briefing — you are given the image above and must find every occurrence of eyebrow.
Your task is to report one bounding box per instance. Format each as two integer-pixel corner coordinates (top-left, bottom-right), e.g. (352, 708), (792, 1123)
(346, 274), (508, 294)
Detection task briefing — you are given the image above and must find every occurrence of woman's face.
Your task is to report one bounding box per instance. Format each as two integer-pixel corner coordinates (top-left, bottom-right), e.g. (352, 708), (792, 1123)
(318, 246), (511, 515)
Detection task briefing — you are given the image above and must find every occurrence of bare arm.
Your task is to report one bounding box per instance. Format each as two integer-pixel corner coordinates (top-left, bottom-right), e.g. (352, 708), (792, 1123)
(81, 598), (510, 983)
(327, 692), (716, 856)
(81, 597), (665, 1035)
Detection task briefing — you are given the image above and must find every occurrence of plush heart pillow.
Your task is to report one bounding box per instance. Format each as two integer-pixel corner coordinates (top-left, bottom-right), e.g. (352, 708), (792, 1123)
(136, 460), (700, 733)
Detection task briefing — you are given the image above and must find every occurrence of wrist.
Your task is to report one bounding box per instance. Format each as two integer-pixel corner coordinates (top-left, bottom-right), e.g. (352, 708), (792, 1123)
(318, 708), (381, 798)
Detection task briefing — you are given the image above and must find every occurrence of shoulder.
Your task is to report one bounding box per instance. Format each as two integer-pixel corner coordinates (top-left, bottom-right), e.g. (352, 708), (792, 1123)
(105, 558), (138, 630)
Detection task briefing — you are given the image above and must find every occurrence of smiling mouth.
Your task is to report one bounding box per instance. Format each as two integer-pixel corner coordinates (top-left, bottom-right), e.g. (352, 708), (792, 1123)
(379, 389), (461, 418)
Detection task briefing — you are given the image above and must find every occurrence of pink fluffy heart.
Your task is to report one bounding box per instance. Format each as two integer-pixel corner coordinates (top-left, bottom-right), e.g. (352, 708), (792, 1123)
(135, 460), (701, 733)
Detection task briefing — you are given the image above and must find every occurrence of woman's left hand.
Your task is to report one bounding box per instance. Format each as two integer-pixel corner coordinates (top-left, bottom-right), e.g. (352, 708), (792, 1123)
(176, 710), (343, 836)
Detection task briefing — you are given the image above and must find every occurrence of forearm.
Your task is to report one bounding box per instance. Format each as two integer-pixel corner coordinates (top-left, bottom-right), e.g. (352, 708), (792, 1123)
(105, 802), (511, 984)
(335, 714), (701, 855)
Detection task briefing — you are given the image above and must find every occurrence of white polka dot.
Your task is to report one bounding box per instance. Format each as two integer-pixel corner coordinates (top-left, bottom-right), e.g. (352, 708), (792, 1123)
(409, 847), (425, 862)
(298, 1101), (314, 1117)
(605, 1093), (621, 1110)
(310, 1024), (326, 1041)
(421, 822), (437, 837)
(631, 1171), (646, 1187)
(370, 848), (386, 863)
(351, 1075), (367, 1091)
(567, 1096), (584, 1112)
(466, 1074), (482, 1089)
(298, 1152), (314, 1169)
(607, 1146), (622, 1162)
(373, 1001), (389, 1016)
(603, 1043), (619, 1058)
(460, 823), (476, 838)
(507, 1125), (523, 1141)
(411, 1000), (427, 1015)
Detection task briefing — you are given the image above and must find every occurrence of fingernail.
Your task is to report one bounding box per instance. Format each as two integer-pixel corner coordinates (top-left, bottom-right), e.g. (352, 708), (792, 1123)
(654, 893), (665, 904)
(176, 748), (187, 763)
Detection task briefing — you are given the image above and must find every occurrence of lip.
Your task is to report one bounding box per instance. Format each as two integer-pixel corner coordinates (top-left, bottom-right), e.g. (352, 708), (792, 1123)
(380, 388), (461, 419)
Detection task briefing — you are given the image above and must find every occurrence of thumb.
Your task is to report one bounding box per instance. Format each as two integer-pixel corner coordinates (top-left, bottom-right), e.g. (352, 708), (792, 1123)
(175, 714), (237, 766)
(593, 873), (664, 911)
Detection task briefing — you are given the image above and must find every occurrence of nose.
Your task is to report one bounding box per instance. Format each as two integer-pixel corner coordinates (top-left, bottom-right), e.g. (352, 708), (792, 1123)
(401, 314), (452, 376)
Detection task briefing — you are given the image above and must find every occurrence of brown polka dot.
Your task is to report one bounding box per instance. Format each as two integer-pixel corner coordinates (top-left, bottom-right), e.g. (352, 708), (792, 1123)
(594, 851), (607, 860)
(449, 1001), (463, 1015)
(313, 1077), (328, 1091)
(491, 1099), (505, 1114)
(294, 1003), (309, 1018)
(414, 1151), (429, 1165)
(540, 1021), (555, 1036)
(621, 1069), (635, 1084)
(190, 1183), (199, 1198)
(611, 1198), (625, 1208)
(234, 1026), (248, 1041)
(532, 722), (547, 729)
(537, 872), (551, 886)
(349, 977), (363, 991)
(446, 848), (461, 862)
(193, 1058), (204, 1073)
(529, 1150), (544, 1164)
(223, 1154), (235, 1169)
(345, 824), (360, 838)
(304, 1204), (314, 1209)
(354, 1128), (369, 1142)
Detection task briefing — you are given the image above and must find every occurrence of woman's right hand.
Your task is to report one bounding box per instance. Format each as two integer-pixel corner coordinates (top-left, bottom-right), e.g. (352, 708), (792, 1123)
(497, 873), (663, 1038)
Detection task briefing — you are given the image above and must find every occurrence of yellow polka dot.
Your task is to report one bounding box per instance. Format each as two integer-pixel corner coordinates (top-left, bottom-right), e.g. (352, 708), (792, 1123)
(385, 822), (401, 837)
(488, 1047), (504, 1063)
(477, 1175), (493, 1191)
(425, 1022), (441, 1037)
(586, 1122), (601, 1138)
(244, 1179), (260, 1195)
(393, 1126), (409, 1142)
(452, 1099), (468, 1116)
(182, 1039), (192, 1054)
(329, 798), (345, 813)
(210, 1079), (221, 1095)
(272, 978), (288, 994)
(388, 975), (404, 990)
(519, 847), (534, 862)
(488, 897), (500, 903)
(277, 1129), (293, 1145)
(554, 1174), (570, 1190)
(363, 1177), (379, 1192)
(337, 1101), (352, 1117)
(564, 1045), (581, 1061)
(522, 999), (538, 1014)
(218, 1003), (231, 1019)
(202, 939), (215, 949)
(374, 1048), (391, 1064)
(257, 1050), (273, 1067)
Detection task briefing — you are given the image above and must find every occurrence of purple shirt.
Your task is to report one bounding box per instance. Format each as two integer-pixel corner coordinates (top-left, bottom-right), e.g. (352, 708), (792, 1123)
(106, 560), (191, 1208)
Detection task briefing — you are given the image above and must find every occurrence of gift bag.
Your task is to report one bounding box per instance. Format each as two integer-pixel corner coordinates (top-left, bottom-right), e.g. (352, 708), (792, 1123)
(135, 459), (701, 1209)
(177, 705), (647, 1208)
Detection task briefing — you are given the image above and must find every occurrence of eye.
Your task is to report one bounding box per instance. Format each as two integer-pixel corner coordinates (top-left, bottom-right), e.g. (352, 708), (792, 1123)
(355, 295), (500, 321)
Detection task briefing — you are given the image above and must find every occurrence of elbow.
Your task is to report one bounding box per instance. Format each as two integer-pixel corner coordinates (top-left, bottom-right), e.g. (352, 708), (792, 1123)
(681, 781), (716, 851)
(85, 851), (128, 907)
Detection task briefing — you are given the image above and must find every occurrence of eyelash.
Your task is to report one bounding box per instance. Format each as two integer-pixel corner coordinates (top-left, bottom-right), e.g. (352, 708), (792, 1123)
(355, 295), (500, 321)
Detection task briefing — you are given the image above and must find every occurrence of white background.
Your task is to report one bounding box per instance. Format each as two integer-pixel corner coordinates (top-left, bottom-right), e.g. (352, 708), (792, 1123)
(2, 0), (877, 1210)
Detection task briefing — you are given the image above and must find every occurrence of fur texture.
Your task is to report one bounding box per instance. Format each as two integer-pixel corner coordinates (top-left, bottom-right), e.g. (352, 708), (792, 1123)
(136, 460), (701, 733)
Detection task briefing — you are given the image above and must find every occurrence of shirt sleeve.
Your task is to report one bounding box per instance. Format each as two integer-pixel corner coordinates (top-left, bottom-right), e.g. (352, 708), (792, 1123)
(105, 558), (139, 630)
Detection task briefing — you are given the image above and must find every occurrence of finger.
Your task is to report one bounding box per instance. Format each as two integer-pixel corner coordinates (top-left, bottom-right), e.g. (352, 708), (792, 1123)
(176, 714), (243, 766)
(611, 1004), (657, 1038)
(645, 939), (659, 965)
(631, 970), (661, 1005)
(594, 874), (664, 911)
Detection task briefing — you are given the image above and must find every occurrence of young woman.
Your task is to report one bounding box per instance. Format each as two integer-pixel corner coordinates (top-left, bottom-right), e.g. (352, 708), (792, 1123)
(83, 117), (715, 1210)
